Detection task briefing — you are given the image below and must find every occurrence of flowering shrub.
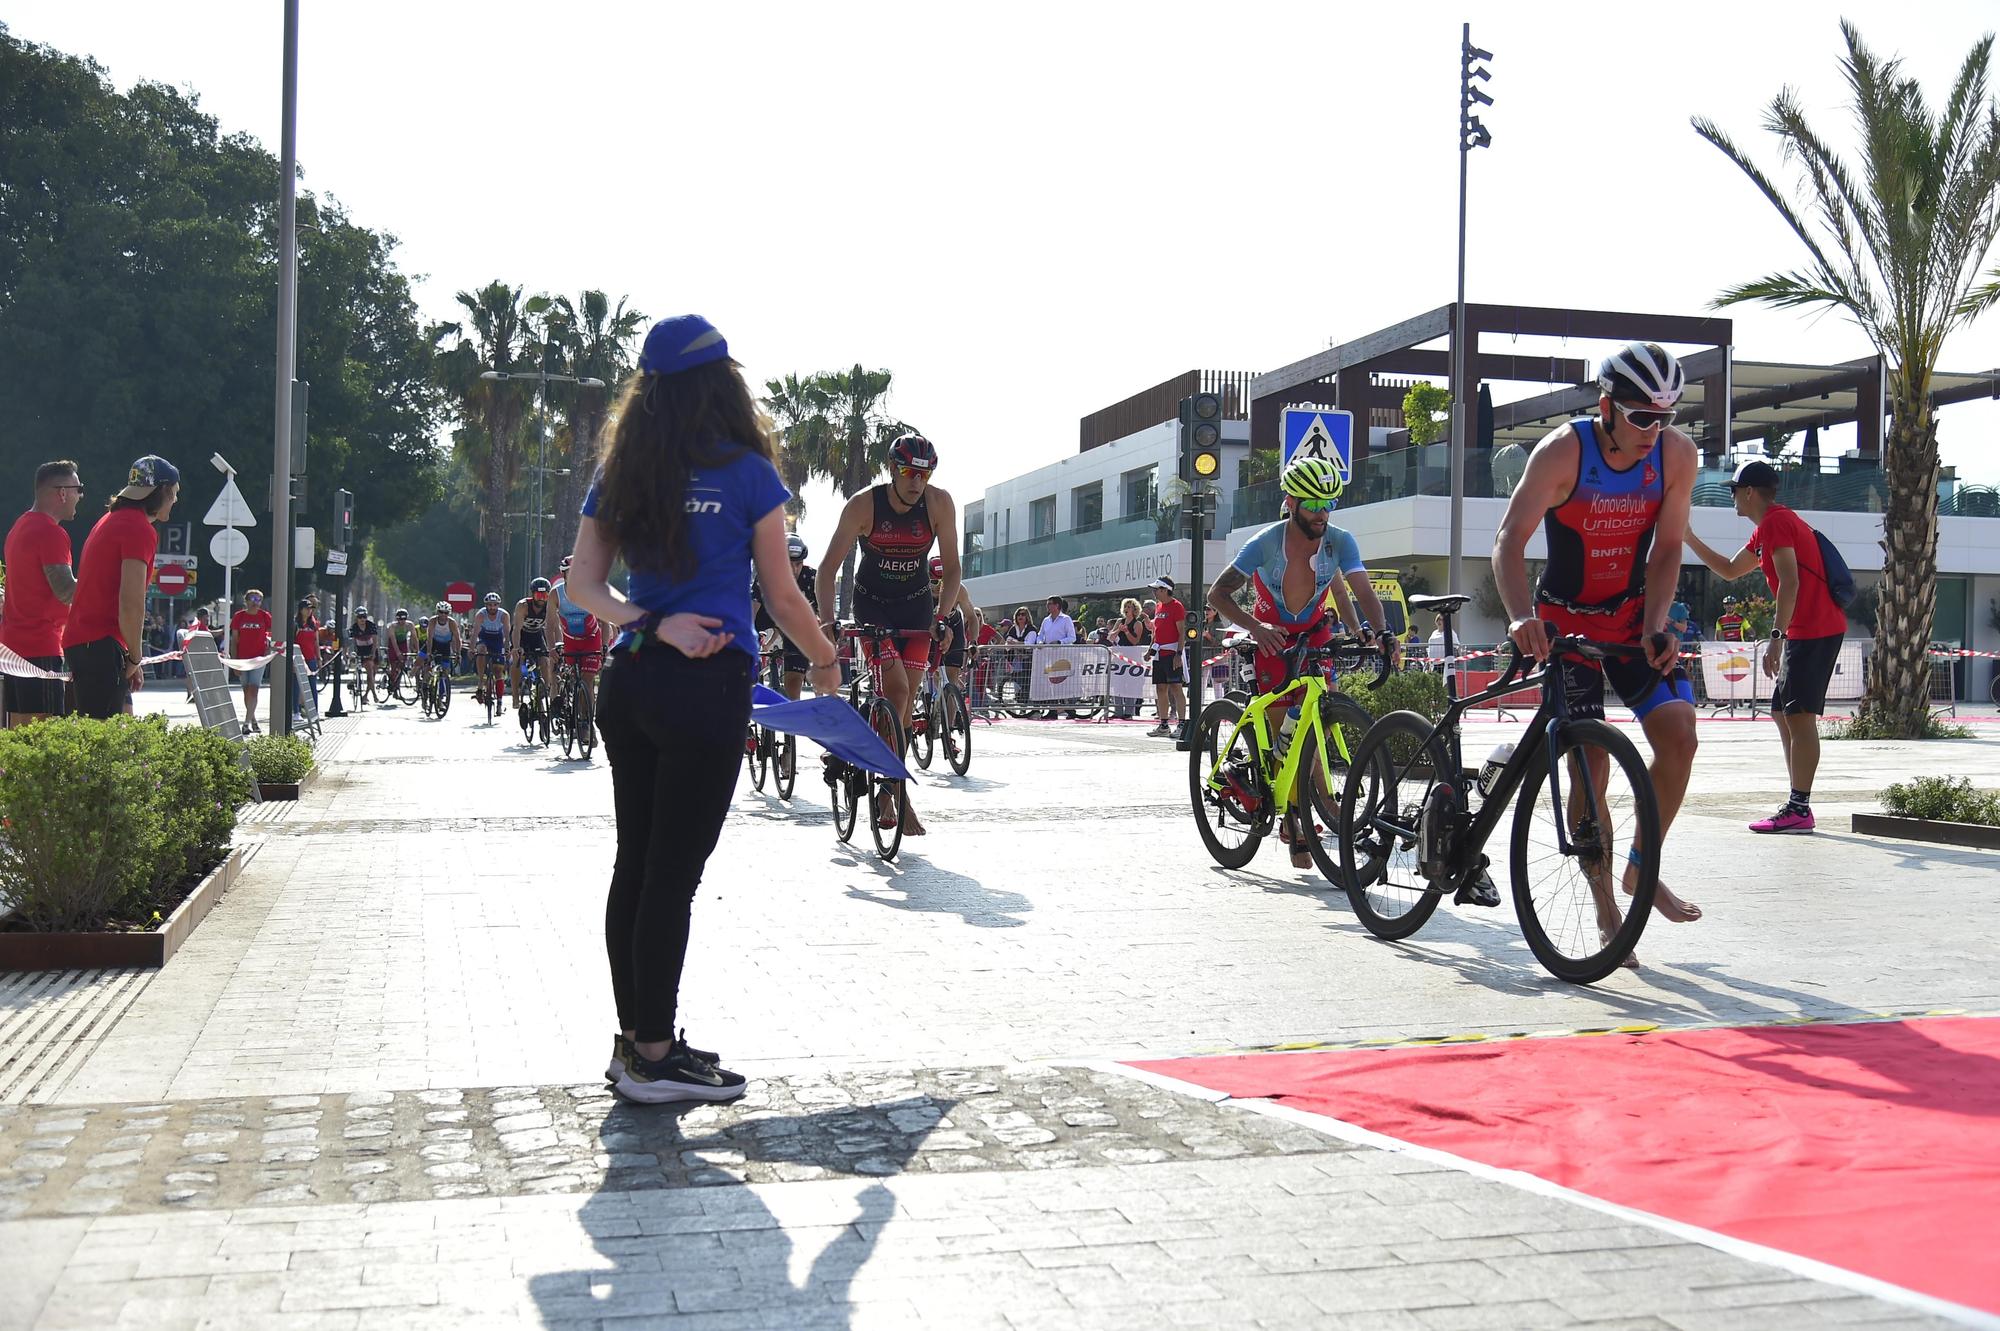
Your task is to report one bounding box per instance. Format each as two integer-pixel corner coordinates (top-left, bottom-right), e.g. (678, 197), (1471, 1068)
(0, 716), (250, 933)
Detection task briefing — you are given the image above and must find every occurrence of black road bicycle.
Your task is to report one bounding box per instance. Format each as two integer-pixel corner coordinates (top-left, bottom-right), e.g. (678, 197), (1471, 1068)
(1335, 593), (1664, 984)
(552, 653), (597, 762)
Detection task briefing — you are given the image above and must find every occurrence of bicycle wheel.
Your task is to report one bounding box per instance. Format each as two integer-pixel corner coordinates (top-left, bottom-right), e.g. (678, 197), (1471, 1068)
(1510, 717), (1660, 983)
(941, 684), (972, 775)
(1187, 697), (1266, 870)
(830, 759), (859, 843)
(1338, 710), (1449, 940)
(535, 684), (552, 746)
(576, 688), (596, 761)
(370, 668), (390, 704)
(557, 686), (576, 758)
(748, 724), (769, 792)
(395, 664), (417, 704)
(417, 670), (433, 717)
(436, 671), (451, 718)
(1298, 692), (1380, 888)
(775, 731), (798, 800)
(910, 691), (935, 770)
(866, 697), (907, 861)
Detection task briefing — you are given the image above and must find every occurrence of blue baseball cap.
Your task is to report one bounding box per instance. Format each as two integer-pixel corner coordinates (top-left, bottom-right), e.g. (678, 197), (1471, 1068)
(117, 454), (180, 500)
(637, 315), (729, 377)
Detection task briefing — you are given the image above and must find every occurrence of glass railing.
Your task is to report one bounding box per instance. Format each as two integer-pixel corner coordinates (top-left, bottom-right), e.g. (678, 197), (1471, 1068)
(1226, 448), (1993, 532)
(965, 508), (1190, 578)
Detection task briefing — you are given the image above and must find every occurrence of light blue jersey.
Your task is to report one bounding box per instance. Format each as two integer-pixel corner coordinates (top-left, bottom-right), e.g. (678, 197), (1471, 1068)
(1229, 519), (1365, 627)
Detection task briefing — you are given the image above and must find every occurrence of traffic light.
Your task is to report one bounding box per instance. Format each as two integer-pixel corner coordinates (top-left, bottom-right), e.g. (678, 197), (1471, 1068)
(1461, 32), (1494, 151)
(335, 489), (353, 550)
(1178, 393), (1223, 484)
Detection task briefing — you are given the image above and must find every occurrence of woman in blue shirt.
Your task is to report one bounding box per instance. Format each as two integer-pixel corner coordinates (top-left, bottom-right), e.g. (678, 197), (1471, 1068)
(563, 315), (836, 1105)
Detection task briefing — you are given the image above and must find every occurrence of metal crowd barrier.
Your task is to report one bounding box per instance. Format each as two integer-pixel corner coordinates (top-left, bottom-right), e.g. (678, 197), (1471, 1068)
(965, 643), (1116, 718)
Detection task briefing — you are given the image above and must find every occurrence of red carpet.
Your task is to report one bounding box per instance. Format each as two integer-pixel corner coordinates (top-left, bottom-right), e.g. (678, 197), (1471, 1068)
(1133, 1017), (2000, 1315)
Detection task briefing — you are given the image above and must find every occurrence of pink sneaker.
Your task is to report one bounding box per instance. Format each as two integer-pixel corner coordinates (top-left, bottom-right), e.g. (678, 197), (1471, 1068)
(1749, 806), (1815, 834)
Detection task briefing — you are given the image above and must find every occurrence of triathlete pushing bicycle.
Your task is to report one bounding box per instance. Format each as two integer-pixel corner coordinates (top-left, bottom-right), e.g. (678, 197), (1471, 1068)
(1492, 341), (1706, 950)
(1207, 455), (1403, 871)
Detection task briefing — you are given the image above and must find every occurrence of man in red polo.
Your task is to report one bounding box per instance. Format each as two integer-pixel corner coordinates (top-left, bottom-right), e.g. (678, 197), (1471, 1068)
(1686, 459), (1848, 834)
(2, 461), (83, 724)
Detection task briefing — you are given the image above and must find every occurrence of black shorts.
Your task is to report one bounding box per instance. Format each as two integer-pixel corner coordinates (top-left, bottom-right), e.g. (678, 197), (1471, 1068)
(65, 637), (130, 719)
(3, 656), (70, 717)
(1772, 633), (1843, 715)
(778, 637), (813, 674)
(1152, 651), (1185, 685)
(935, 623), (967, 669)
(1558, 654), (1695, 722)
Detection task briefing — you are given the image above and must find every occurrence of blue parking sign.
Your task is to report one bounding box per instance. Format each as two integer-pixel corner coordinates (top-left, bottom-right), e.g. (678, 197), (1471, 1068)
(1280, 406), (1353, 481)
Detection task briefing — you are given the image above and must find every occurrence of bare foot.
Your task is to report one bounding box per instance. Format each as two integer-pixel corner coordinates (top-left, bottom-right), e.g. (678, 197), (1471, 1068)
(901, 810), (927, 837)
(1599, 929), (1641, 969)
(1624, 862), (1701, 922)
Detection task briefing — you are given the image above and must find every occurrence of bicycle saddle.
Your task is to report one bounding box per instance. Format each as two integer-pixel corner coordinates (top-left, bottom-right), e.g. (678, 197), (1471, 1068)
(1409, 593), (1472, 614)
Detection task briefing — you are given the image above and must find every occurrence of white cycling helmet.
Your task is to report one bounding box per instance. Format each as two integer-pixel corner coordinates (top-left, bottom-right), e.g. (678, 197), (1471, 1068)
(1598, 342), (1685, 409)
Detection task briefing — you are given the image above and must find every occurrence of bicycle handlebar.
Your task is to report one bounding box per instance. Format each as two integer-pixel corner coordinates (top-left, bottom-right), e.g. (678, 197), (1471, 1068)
(1228, 633), (1392, 688)
(1494, 625), (1678, 688)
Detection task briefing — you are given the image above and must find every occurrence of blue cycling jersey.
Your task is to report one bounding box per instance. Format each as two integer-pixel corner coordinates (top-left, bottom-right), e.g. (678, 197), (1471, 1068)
(1228, 519), (1365, 627)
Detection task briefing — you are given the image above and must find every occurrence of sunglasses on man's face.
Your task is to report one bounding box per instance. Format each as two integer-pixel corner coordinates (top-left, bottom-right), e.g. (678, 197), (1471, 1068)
(1294, 498), (1336, 514)
(1613, 401), (1677, 431)
(894, 465), (933, 482)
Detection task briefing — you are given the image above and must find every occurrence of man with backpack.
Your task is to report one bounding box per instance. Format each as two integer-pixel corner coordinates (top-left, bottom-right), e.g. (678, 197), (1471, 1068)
(1685, 459), (1854, 834)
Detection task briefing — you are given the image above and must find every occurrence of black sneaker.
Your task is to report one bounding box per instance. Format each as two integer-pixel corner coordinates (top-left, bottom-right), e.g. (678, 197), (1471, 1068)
(608, 1031), (717, 1082)
(615, 1043), (746, 1104)
(1454, 865), (1502, 908)
(677, 1028), (719, 1066)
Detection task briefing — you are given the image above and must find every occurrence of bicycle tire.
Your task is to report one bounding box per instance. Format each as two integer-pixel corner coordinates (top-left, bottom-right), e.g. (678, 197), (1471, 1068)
(775, 731), (798, 800)
(1188, 698), (1265, 869)
(942, 683), (972, 775)
(435, 671), (451, 718)
(831, 759), (859, 843)
(395, 665), (417, 704)
(1337, 710), (1449, 940)
(1299, 692), (1380, 889)
(866, 697), (907, 861)
(370, 670), (391, 704)
(557, 686), (577, 759)
(536, 683), (552, 746)
(575, 692), (595, 761)
(748, 724), (769, 792)
(911, 691), (935, 770)
(1510, 717), (1660, 984)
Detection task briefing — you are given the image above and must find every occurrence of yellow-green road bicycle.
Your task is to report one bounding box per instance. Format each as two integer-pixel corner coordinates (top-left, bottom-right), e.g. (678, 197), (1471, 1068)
(1190, 634), (1391, 883)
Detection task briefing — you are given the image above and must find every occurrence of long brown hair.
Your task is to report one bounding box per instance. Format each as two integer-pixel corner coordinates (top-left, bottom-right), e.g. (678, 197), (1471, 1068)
(592, 359), (775, 578)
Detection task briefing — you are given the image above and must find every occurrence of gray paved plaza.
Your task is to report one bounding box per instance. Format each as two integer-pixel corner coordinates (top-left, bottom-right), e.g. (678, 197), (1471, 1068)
(2, 686), (1995, 1329)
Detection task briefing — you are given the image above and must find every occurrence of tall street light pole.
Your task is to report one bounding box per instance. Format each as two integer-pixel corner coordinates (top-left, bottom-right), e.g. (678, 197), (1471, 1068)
(269, 0), (300, 735)
(480, 367), (605, 582)
(1450, 24), (1494, 599)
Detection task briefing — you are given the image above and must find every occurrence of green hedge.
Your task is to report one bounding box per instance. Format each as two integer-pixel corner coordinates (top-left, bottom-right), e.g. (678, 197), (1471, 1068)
(1338, 666), (1450, 723)
(0, 716), (251, 933)
(244, 734), (313, 785)
(1880, 775), (2000, 826)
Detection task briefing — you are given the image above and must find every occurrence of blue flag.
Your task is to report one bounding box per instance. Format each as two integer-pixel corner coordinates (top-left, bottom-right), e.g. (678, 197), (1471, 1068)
(750, 685), (911, 780)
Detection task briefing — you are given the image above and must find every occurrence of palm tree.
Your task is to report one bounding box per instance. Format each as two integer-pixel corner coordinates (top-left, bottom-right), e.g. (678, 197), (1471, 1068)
(1694, 22), (2000, 737)
(545, 291), (645, 565)
(813, 366), (916, 616)
(762, 373), (835, 523)
(434, 281), (535, 595)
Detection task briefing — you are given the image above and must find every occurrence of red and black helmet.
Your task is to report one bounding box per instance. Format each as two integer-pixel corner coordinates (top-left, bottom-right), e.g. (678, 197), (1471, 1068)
(928, 556), (944, 580)
(888, 434), (937, 472)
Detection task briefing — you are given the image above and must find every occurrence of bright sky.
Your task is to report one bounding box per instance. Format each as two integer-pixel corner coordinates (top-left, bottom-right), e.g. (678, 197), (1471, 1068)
(11, 0), (2000, 560)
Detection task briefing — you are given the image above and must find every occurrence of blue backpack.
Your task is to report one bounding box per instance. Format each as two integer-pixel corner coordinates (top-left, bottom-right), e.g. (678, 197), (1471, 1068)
(1811, 529), (1857, 609)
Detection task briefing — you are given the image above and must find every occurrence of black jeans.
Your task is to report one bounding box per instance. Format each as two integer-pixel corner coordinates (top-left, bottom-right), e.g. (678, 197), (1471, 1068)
(598, 642), (752, 1045)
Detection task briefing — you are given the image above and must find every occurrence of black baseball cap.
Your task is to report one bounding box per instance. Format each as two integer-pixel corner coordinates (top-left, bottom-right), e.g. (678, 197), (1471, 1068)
(1730, 459), (1780, 490)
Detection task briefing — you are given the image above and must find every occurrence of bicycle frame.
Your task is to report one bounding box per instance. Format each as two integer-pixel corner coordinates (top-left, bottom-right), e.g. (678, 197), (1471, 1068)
(1204, 674), (1348, 814)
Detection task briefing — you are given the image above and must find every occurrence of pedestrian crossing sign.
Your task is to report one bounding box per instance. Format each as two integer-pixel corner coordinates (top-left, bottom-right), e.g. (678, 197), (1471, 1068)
(1280, 407), (1353, 483)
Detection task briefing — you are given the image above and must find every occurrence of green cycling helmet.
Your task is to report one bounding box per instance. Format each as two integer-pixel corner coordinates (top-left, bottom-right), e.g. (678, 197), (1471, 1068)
(1280, 455), (1344, 503)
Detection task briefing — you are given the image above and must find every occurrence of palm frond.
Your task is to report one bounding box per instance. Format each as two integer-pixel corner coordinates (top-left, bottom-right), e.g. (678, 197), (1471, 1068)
(1713, 273), (1855, 311)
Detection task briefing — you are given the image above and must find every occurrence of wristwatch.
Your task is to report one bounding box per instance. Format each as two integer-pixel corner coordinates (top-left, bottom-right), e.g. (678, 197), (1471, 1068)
(1770, 629), (1787, 641)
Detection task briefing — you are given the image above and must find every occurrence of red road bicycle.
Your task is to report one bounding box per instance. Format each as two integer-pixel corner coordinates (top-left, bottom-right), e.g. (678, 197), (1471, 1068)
(824, 624), (910, 861)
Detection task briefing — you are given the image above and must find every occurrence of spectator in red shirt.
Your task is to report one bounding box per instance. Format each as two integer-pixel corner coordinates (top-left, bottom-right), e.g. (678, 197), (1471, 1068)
(2, 460), (83, 724)
(229, 589), (276, 733)
(1148, 576), (1187, 736)
(62, 455), (179, 718)
(1686, 459), (1848, 835)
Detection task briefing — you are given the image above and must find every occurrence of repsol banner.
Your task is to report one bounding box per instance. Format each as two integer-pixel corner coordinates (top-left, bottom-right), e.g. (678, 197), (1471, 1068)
(1105, 647), (1153, 701)
(1696, 640), (1863, 704)
(1028, 645), (1112, 702)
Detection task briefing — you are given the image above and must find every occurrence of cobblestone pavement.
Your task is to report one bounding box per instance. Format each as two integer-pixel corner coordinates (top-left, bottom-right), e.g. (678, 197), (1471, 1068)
(1, 692), (1989, 1328)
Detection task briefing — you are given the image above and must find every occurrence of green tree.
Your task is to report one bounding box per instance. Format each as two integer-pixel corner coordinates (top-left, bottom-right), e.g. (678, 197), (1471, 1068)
(544, 290), (644, 567)
(432, 282), (535, 594)
(1693, 22), (2000, 737)
(1401, 382), (1452, 447)
(812, 367), (916, 614)
(761, 373), (836, 524)
(0, 28), (442, 600)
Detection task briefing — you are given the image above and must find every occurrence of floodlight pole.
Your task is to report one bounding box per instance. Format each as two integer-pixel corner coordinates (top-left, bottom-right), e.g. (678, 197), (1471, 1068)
(269, 0), (300, 736)
(1451, 23), (1494, 600)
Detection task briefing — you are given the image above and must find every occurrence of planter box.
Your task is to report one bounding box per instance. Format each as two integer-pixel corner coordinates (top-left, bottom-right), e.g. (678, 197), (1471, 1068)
(1850, 812), (2000, 851)
(0, 845), (245, 971)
